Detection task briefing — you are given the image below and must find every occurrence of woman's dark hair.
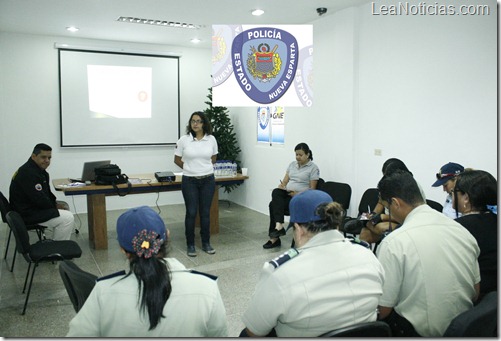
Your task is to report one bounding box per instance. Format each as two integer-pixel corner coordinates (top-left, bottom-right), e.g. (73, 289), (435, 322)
(302, 201), (344, 233)
(295, 142), (313, 160)
(122, 242), (172, 330)
(382, 158), (412, 176)
(185, 111), (213, 136)
(453, 170), (497, 214)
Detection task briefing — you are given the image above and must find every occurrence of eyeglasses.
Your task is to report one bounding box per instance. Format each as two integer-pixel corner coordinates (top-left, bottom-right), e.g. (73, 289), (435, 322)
(191, 119), (203, 125)
(452, 188), (463, 193)
(436, 172), (456, 180)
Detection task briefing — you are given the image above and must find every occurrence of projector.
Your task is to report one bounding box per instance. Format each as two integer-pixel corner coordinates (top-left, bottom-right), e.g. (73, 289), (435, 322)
(155, 171), (176, 182)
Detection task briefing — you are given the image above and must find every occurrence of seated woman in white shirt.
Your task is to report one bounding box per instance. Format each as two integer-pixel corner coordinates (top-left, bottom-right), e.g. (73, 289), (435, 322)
(67, 206), (228, 337)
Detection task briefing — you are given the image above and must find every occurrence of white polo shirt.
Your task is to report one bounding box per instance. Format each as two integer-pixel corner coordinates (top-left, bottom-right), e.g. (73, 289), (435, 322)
(175, 133), (218, 176)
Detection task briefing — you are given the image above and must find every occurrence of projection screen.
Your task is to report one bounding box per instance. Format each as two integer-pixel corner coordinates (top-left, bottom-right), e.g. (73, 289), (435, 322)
(58, 48), (180, 147)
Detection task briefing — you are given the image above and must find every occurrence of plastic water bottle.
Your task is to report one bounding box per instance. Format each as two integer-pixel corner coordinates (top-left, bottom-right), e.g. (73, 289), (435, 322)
(232, 162), (237, 177)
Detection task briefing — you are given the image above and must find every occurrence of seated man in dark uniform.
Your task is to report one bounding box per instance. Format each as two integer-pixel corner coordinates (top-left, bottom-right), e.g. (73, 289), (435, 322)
(9, 143), (74, 240)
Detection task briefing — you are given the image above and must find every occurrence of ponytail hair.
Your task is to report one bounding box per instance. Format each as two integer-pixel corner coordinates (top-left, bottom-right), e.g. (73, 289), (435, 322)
(123, 242), (172, 330)
(303, 202), (345, 233)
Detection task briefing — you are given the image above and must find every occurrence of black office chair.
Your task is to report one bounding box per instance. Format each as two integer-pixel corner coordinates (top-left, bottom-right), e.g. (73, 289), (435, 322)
(0, 191), (46, 272)
(443, 291), (498, 337)
(59, 260), (98, 312)
(319, 320), (392, 337)
(342, 188), (380, 236)
(6, 211), (82, 315)
(426, 199), (443, 213)
(318, 181), (352, 213)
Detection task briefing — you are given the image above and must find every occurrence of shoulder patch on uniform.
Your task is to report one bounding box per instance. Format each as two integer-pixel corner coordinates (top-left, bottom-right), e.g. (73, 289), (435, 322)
(189, 269), (218, 281)
(349, 237), (371, 249)
(269, 248), (299, 269)
(96, 270), (126, 282)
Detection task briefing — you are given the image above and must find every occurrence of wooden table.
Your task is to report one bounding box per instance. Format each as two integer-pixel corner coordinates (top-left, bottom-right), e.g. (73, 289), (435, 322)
(53, 173), (248, 249)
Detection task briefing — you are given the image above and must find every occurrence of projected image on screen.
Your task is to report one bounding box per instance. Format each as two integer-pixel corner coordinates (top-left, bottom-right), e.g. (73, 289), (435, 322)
(59, 49), (180, 147)
(87, 65), (152, 119)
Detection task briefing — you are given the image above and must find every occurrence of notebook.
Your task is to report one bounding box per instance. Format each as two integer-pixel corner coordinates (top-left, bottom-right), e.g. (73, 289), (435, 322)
(70, 160), (111, 183)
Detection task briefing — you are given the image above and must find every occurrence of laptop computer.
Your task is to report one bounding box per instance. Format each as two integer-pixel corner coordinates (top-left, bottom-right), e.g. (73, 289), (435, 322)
(70, 160), (111, 183)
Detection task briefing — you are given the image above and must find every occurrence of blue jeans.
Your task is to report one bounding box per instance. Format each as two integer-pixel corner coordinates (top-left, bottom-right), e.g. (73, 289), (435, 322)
(181, 175), (216, 246)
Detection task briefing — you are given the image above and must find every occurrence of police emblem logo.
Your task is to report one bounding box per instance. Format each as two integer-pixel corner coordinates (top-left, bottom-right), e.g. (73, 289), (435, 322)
(231, 27), (298, 104)
(35, 183), (42, 191)
(257, 106), (270, 130)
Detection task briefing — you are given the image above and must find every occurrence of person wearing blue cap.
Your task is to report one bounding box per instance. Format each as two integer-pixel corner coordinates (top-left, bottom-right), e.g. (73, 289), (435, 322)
(241, 190), (384, 337)
(67, 206), (228, 337)
(432, 162), (465, 218)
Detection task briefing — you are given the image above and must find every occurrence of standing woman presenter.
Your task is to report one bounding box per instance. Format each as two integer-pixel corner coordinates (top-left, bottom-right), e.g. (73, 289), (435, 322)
(175, 111), (218, 257)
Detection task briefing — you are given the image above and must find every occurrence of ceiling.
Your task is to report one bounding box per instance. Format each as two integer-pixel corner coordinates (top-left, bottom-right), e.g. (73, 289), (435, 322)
(0, 0), (372, 48)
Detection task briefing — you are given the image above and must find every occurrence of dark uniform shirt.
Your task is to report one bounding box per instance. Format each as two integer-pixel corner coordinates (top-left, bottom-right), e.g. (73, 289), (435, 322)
(9, 158), (59, 224)
(456, 212), (497, 295)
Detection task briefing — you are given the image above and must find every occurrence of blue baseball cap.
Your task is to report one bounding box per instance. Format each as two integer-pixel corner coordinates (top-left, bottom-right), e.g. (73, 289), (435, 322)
(289, 190), (333, 223)
(432, 162), (464, 187)
(117, 206), (167, 254)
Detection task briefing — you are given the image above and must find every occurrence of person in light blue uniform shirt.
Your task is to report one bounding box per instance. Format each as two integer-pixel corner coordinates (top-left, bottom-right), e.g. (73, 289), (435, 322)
(243, 190), (384, 337)
(67, 206), (227, 337)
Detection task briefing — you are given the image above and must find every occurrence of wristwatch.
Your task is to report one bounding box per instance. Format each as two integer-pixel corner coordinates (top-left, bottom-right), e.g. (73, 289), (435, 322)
(370, 213), (382, 225)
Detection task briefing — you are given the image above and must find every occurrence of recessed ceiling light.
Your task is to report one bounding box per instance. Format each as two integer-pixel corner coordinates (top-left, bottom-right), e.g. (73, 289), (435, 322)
(66, 26), (79, 32)
(252, 9), (264, 16)
(116, 17), (201, 29)
(190, 38), (201, 44)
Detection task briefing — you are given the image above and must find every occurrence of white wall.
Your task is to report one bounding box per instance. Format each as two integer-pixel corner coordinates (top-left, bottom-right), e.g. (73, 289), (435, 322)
(1, 0), (497, 219)
(0, 32), (211, 213)
(228, 2), (497, 217)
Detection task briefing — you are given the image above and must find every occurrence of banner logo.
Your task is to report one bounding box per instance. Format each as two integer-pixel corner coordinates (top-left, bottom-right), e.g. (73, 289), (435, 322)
(294, 46), (313, 107)
(212, 25), (242, 87)
(231, 27), (298, 104)
(258, 106), (271, 129)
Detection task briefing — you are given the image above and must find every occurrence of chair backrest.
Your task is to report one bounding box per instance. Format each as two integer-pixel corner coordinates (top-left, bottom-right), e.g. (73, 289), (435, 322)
(5, 210), (32, 256)
(0, 190), (11, 223)
(357, 188), (379, 216)
(59, 260), (98, 312)
(320, 321), (392, 337)
(318, 181), (352, 211)
(443, 291), (498, 337)
(426, 199), (444, 213)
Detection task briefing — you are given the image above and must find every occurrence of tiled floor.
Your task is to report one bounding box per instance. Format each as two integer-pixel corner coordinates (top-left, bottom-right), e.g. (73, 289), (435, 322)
(0, 202), (293, 337)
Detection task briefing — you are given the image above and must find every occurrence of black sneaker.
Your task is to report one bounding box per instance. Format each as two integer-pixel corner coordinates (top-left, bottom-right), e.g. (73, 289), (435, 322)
(187, 245), (197, 257)
(202, 243), (216, 254)
(263, 238), (281, 249)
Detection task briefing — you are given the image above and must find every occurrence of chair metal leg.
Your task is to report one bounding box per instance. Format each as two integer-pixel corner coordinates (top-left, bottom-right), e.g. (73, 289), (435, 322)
(21, 262), (38, 315)
(22, 262), (32, 293)
(10, 247), (16, 272)
(4, 229), (12, 259)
